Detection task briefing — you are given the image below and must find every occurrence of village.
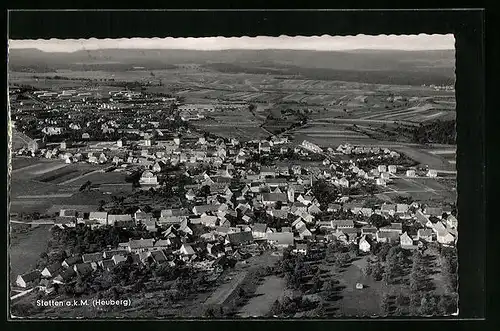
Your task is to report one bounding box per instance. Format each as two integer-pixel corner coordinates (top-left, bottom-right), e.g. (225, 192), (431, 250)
(10, 85), (458, 318)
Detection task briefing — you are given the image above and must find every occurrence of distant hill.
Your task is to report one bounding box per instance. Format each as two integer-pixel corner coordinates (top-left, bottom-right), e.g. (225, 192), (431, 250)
(8, 48), (455, 85)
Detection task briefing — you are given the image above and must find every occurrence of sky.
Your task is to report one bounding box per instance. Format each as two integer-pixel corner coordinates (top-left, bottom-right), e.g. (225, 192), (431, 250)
(8, 34), (455, 52)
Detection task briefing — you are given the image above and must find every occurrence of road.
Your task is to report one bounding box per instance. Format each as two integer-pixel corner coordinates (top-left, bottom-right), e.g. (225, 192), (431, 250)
(57, 168), (103, 185)
(310, 118), (420, 127)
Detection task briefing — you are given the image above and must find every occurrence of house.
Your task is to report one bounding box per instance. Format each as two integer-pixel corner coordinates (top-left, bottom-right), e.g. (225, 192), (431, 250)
(415, 210), (431, 227)
(82, 252), (103, 264)
(135, 211), (154, 223)
(327, 203), (341, 212)
(378, 165), (387, 173)
(400, 232), (414, 248)
(88, 211), (108, 225)
(82, 133), (90, 139)
(417, 228), (433, 242)
(261, 193), (288, 206)
(112, 254), (127, 265)
(427, 169), (438, 178)
(359, 236), (371, 253)
(16, 270), (41, 288)
(396, 204), (409, 214)
(308, 204), (322, 215)
(102, 249), (127, 259)
(292, 218), (306, 230)
(297, 225), (313, 239)
(406, 169), (416, 177)
(375, 231), (400, 243)
(227, 231), (254, 246)
(144, 219), (157, 232)
(331, 219), (354, 230)
(139, 171), (159, 186)
(251, 223), (268, 239)
(361, 226), (377, 238)
(73, 263), (95, 276)
(150, 250), (167, 264)
(179, 221), (193, 235)
(297, 195), (314, 205)
(41, 262), (62, 278)
(446, 215), (458, 229)
(424, 207), (443, 217)
(152, 162), (162, 172)
(293, 244), (308, 255)
(200, 215), (218, 227)
(61, 256), (82, 269)
(52, 268), (76, 285)
(267, 209), (289, 219)
(128, 238), (155, 252)
(107, 214), (133, 226)
(436, 230), (455, 245)
(267, 232), (294, 247)
(381, 204), (396, 216)
(99, 259), (116, 272)
(342, 228), (360, 243)
(180, 244), (196, 256)
(379, 223), (403, 234)
(193, 204), (219, 215)
(388, 165), (397, 173)
(376, 178), (386, 186)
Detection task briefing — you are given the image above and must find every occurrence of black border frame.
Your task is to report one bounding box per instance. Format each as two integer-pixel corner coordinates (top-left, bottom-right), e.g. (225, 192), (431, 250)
(3, 8), (488, 331)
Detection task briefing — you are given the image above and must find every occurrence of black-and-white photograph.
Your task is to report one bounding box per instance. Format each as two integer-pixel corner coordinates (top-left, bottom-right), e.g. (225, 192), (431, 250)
(8, 30), (459, 319)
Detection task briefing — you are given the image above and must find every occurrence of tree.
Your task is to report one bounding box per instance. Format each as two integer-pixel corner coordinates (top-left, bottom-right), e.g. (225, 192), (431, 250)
(419, 294), (438, 316)
(380, 293), (391, 315)
(437, 293), (458, 315)
(363, 263), (373, 276)
(371, 262), (384, 281)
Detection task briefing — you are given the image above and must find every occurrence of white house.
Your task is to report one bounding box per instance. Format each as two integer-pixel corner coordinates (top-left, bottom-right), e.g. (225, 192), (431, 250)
(388, 165), (397, 173)
(427, 169), (438, 178)
(400, 232), (414, 248)
(139, 171), (159, 186)
(359, 236), (371, 253)
(88, 212), (108, 225)
(16, 270), (41, 288)
(406, 169), (416, 177)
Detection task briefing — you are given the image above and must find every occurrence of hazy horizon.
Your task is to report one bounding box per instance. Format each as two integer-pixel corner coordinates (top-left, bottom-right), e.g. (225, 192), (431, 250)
(9, 34), (455, 53)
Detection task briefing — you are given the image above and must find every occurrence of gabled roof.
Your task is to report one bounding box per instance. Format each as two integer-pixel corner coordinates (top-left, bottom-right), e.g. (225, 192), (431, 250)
(82, 252), (103, 263)
(261, 193), (288, 202)
(108, 214), (133, 222)
(380, 222), (403, 231)
(19, 270), (41, 282)
(129, 238), (154, 249)
(44, 262), (62, 274)
(267, 232), (294, 245)
(74, 263), (94, 275)
(63, 255), (82, 266)
(181, 244), (196, 255)
(89, 211), (108, 219)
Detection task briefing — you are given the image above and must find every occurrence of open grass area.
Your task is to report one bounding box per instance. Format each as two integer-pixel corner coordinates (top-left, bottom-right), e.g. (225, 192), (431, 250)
(238, 275), (286, 317)
(9, 225), (52, 280)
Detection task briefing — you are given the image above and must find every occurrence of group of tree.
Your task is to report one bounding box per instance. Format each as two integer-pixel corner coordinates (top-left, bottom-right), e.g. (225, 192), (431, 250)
(311, 180), (340, 209)
(411, 120), (456, 145)
(49, 223), (153, 255)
